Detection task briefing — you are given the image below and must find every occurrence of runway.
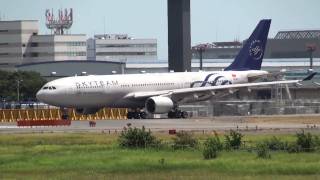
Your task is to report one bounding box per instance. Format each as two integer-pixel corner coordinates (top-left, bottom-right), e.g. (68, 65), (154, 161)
(0, 115), (319, 134)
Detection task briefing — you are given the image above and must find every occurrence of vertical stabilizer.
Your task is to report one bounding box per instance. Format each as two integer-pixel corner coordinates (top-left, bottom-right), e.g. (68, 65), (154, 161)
(225, 19), (271, 71)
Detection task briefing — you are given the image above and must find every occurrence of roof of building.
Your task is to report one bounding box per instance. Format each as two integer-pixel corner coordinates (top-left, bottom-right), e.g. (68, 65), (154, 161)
(125, 58), (320, 68)
(274, 30), (320, 39)
(35, 34), (87, 37)
(16, 60), (125, 68)
(192, 41), (243, 49)
(0, 20), (38, 22)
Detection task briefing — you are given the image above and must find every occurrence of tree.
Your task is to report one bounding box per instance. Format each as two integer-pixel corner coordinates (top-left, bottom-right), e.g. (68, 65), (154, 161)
(0, 70), (47, 102)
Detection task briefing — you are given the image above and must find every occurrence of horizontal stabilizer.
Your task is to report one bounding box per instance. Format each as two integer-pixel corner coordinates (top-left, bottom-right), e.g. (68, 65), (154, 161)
(303, 72), (317, 81)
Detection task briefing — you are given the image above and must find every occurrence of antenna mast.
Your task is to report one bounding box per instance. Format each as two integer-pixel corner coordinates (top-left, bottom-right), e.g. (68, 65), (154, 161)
(45, 8), (73, 35)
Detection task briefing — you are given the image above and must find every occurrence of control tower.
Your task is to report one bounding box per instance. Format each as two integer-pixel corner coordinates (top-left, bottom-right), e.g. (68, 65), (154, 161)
(45, 8), (73, 35)
(167, 0), (191, 72)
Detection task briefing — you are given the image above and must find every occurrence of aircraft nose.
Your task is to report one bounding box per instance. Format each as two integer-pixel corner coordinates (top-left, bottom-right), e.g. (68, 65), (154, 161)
(36, 90), (44, 102)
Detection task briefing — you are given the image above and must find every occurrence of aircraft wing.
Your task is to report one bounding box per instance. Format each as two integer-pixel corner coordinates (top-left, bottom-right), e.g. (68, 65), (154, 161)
(247, 71), (283, 82)
(124, 72), (317, 103)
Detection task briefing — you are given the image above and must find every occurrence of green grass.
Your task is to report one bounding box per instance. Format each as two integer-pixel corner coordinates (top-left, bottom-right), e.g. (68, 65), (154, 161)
(0, 133), (319, 179)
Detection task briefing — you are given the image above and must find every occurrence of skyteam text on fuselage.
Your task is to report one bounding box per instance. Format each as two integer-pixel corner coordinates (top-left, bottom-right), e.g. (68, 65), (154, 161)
(36, 19), (316, 119)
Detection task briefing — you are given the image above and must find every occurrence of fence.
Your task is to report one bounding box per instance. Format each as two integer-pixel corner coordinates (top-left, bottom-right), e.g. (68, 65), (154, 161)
(0, 108), (128, 122)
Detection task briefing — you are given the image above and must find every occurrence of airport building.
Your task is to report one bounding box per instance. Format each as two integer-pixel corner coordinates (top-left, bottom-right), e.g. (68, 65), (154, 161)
(192, 30), (320, 59)
(0, 20), (38, 69)
(26, 34), (87, 63)
(17, 60), (125, 80)
(192, 41), (242, 59)
(265, 30), (320, 58)
(87, 34), (157, 62)
(0, 20), (87, 70)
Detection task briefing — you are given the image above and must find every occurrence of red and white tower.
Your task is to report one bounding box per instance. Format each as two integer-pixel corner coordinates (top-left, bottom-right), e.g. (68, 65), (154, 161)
(45, 8), (73, 35)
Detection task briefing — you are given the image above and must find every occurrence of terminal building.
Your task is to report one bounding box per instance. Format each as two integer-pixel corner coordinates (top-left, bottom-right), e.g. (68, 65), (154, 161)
(17, 60), (125, 80)
(26, 34), (86, 63)
(0, 20), (87, 70)
(265, 30), (320, 58)
(0, 20), (38, 69)
(192, 30), (320, 59)
(87, 34), (157, 62)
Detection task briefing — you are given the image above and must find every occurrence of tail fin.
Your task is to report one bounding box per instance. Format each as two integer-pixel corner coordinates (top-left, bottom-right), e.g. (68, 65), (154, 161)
(225, 19), (271, 71)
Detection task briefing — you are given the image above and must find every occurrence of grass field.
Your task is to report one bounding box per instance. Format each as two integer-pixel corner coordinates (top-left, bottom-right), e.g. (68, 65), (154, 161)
(0, 133), (320, 180)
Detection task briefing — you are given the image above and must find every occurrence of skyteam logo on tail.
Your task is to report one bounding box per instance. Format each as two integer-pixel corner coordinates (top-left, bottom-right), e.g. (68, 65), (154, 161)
(249, 40), (263, 60)
(225, 19), (271, 71)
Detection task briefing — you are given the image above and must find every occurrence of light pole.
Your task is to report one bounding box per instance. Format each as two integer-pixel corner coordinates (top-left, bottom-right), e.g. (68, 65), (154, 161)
(193, 44), (207, 71)
(16, 79), (23, 103)
(306, 44), (317, 72)
(2, 98), (5, 109)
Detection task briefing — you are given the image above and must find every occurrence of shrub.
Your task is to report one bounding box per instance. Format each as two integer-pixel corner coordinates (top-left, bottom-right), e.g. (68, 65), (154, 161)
(158, 158), (165, 166)
(314, 136), (320, 147)
(225, 130), (243, 150)
(264, 136), (288, 151)
(203, 132), (223, 159)
(296, 130), (315, 152)
(172, 131), (198, 150)
(256, 142), (271, 159)
(286, 131), (320, 153)
(287, 142), (302, 153)
(118, 126), (160, 148)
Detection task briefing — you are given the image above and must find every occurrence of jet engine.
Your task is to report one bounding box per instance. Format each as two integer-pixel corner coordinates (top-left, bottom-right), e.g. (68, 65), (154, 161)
(145, 96), (174, 114)
(75, 108), (100, 115)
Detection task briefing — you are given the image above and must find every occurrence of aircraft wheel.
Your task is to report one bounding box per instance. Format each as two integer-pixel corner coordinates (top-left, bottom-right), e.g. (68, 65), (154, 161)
(127, 112), (134, 119)
(181, 111), (188, 119)
(140, 112), (147, 119)
(133, 112), (141, 119)
(168, 111), (175, 118)
(174, 110), (182, 119)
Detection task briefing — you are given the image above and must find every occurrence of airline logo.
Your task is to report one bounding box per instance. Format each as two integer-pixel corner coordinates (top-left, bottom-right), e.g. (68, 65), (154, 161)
(190, 73), (232, 88)
(249, 40), (263, 60)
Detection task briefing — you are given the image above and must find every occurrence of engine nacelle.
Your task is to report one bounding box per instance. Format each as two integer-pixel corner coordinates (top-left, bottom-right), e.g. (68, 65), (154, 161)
(75, 108), (100, 115)
(145, 96), (174, 114)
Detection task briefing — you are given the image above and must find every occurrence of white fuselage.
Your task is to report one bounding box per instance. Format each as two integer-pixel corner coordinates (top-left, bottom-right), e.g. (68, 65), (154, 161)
(36, 70), (267, 108)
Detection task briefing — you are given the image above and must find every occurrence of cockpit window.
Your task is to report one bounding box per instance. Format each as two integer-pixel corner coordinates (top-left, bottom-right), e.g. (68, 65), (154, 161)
(43, 86), (56, 90)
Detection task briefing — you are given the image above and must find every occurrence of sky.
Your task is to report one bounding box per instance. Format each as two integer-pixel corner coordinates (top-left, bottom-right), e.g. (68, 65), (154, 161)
(0, 0), (319, 60)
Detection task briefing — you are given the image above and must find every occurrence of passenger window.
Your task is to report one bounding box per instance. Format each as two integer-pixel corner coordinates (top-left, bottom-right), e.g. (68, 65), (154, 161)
(52, 87), (56, 90)
(49, 87), (52, 90)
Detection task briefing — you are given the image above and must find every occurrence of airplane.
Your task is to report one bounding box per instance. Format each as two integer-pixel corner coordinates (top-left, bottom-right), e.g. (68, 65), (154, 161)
(36, 19), (316, 119)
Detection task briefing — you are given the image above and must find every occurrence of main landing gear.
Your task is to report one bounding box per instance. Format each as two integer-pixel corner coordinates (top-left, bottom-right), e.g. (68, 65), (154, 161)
(127, 109), (147, 119)
(167, 109), (188, 119)
(126, 109), (189, 119)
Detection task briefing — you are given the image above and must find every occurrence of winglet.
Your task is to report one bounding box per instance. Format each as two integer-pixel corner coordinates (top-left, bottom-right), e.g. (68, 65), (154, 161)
(303, 72), (317, 81)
